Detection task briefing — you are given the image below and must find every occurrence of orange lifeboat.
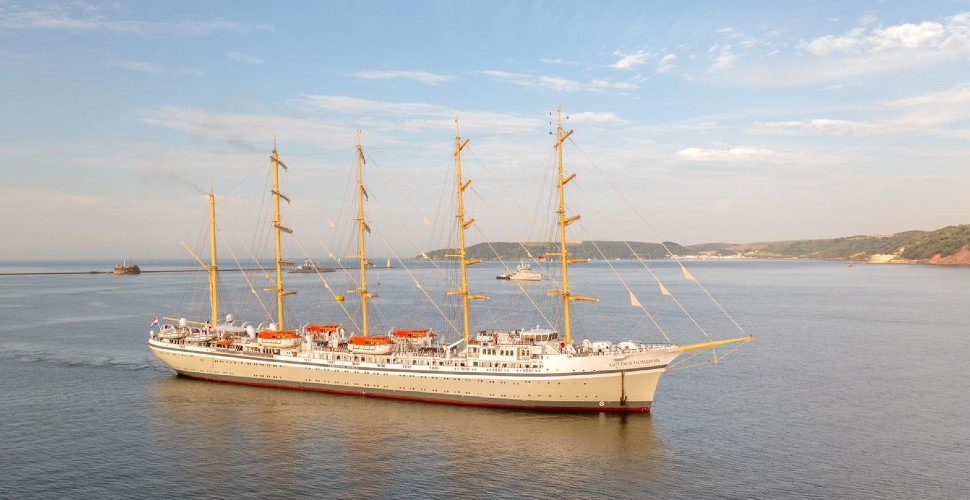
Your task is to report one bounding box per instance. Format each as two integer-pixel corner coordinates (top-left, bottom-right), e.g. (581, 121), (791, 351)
(257, 330), (302, 349)
(305, 323), (345, 341)
(390, 328), (435, 347)
(306, 324), (342, 334)
(214, 338), (233, 347)
(347, 335), (394, 355)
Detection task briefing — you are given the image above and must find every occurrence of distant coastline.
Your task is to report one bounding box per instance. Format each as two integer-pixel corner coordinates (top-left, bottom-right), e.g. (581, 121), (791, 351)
(420, 224), (970, 266)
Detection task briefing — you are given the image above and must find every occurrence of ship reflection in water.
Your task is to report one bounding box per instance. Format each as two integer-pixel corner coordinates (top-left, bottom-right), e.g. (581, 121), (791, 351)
(151, 376), (668, 497)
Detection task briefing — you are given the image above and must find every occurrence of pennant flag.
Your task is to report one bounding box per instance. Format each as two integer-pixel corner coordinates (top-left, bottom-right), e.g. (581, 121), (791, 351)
(659, 283), (671, 296)
(629, 291), (642, 307)
(150, 316), (159, 328)
(681, 266), (695, 281)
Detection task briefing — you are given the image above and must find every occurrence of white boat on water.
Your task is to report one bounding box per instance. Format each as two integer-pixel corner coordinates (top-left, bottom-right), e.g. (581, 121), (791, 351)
(496, 261), (542, 281)
(288, 258), (334, 273)
(148, 114), (752, 412)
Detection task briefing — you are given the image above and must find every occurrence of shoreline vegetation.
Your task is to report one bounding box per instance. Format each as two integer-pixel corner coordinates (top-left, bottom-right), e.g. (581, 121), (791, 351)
(420, 224), (970, 266)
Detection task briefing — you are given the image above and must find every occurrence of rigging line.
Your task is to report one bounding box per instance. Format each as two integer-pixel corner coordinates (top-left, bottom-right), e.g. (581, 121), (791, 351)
(358, 172), (467, 327)
(467, 223), (557, 331)
(220, 223), (274, 323)
(291, 233), (359, 331)
(369, 225), (461, 338)
(568, 137), (749, 337)
(225, 217), (278, 323)
(465, 183), (544, 263)
(365, 139), (453, 151)
(366, 152), (433, 227)
(465, 146), (535, 224)
(279, 146), (356, 157)
(574, 224), (672, 343)
(577, 209), (712, 342)
(218, 157), (271, 196)
(459, 182), (557, 330)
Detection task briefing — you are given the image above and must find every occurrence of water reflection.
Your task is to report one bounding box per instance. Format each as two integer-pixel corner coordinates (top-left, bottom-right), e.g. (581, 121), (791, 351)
(152, 376), (668, 497)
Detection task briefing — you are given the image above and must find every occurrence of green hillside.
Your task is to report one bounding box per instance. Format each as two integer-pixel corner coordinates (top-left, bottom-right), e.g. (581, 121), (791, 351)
(419, 225), (970, 264)
(900, 225), (970, 259)
(421, 240), (687, 261)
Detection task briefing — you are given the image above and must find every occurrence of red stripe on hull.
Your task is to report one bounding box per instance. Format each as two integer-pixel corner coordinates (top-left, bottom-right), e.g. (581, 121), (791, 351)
(175, 373), (652, 414)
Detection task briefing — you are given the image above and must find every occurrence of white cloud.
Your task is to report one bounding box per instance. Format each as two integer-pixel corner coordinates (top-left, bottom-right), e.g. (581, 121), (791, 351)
(106, 59), (161, 73)
(352, 70), (455, 85)
(612, 50), (649, 70)
(657, 54), (676, 73)
(802, 12), (970, 57)
(0, 4), (272, 37)
(676, 146), (778, 162)
(888, 83), (970, 107)
(480, 70), (638, 92)
(753, 83), (970, 138)
(709, 46), (736, 72)
(227, 51), (264, 65)
(142, 97), (551, 145)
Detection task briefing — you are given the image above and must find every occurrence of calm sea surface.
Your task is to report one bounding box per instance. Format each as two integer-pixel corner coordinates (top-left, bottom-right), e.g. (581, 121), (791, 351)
(1, 259), (968, 499)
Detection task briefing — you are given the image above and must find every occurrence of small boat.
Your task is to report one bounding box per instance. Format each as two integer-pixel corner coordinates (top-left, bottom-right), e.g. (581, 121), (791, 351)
(113, 259), (141, 275)
(496, 261), (542, 281)
(385, 258), (392, 269)
(288, 258), (334, 273)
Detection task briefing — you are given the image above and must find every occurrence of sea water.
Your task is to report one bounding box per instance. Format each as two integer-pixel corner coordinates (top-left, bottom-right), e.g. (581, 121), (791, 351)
(1, 260), (967, 499)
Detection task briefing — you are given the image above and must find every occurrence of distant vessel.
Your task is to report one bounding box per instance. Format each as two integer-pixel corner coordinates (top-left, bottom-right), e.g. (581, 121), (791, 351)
(496, 261), (541, 281)
(113, 260), (140, 275)
(288, 258), (334, 274)
(385, 258), (392, 269)
(148, 115), (752, 412)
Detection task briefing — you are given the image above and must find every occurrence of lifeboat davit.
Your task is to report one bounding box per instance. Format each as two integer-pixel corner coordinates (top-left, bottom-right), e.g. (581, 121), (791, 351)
(347, 335), (394, 355)
(305, 323), (345, 341)
(157, 324), (185, 340)
(257, 330), (302, 349)
(390, 328), (434, 347)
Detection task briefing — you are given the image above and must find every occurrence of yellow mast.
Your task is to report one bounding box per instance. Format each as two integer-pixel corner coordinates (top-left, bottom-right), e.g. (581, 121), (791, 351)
(208, 188), (219, 326)
(448, 119), (487, 343)
(551, 107), (596, 345)
(355, 130), (371, 336)
(266, 141), (295, 330)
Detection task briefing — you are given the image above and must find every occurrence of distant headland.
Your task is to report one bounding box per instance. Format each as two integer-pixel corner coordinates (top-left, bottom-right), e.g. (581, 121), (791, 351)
(420, 224), (970, 266)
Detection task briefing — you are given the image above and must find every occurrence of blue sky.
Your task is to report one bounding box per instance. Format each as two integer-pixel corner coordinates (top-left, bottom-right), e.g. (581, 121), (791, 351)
(2, 1), (970, 260)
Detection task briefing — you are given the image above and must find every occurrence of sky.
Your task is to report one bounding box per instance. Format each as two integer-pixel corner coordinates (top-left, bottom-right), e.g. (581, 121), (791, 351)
(2, 0), (970, 260)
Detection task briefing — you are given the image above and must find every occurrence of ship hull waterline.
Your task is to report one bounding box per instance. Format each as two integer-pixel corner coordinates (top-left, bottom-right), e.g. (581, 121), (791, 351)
(149, 339), (679, 413)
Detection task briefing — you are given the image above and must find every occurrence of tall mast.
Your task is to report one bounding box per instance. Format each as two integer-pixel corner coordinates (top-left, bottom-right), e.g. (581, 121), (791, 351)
(208, 188), (219, 326)
(355, 130), (371, 336)
(552, 107), (596, 345)
(449, 119), (487, 344)
(268, 140), (295, 330)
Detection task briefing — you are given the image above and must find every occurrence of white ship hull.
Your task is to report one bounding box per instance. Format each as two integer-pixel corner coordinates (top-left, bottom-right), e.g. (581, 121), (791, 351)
(148, 336), (681, 412)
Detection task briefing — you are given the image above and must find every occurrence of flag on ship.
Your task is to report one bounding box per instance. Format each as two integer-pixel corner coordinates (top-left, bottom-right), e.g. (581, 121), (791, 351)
(150, 316), (159, 328)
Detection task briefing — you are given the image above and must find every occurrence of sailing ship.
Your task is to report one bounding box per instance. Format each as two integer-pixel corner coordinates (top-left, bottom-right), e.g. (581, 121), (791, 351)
(496, 261), (542, 281)
(113, 259), (141, 275)
(148, 113), (751, 412)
